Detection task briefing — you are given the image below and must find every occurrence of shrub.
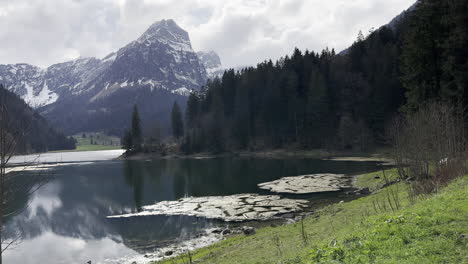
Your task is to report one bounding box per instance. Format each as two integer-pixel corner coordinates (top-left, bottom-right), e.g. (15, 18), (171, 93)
(388, 102), (467, 194)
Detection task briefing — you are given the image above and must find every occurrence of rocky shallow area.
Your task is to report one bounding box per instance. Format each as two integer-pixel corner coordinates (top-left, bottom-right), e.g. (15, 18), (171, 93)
(121, 226), (262, 264)
(107, 194), (309, 222)
(258, 174), (352, 194)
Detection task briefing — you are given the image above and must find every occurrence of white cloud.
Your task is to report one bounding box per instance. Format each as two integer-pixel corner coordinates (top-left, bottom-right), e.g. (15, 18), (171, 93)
(0, 0), (416, 68)
(3, 231), (138, 264)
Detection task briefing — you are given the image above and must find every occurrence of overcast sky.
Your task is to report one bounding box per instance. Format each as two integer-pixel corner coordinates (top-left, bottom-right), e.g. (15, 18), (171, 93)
(0, 0), (415, 68)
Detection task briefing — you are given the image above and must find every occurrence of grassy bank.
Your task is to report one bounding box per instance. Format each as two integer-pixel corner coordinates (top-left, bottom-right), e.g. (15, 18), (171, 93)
(67, 132), (121, 152)
(48, 144), (121, 152)
(74, 144), (121, 151)
(158, 169), (468, 264)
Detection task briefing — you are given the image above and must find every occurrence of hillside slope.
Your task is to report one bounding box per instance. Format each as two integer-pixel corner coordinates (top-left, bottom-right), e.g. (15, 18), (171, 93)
(159, 170), (468, 264)
(0, 84), (75, 153)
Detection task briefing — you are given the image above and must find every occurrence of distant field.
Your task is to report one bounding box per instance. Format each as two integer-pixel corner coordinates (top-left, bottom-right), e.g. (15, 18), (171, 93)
(74, 144), (122, 151)
(71, 132), (121, 152)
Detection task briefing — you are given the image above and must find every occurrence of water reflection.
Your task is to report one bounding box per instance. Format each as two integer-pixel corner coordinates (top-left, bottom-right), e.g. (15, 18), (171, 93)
(124, 161), (145, 211)
(3, 231), (138, 264)
(4, 157), (385, 264)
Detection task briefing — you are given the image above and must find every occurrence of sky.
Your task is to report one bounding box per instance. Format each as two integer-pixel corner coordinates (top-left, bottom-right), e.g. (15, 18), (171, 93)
(0, 0), (416, 68)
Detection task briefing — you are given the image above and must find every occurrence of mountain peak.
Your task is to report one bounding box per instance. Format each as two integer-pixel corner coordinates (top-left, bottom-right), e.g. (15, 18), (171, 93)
(197, 51), (222, 69)
(137, 19), (192, 51)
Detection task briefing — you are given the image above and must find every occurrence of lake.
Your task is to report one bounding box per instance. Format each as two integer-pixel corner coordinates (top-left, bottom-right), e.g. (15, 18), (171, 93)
(4, 151), (385, 264)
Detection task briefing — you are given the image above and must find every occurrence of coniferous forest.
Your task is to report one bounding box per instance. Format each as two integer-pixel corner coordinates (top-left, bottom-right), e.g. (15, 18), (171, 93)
(0, 84), (76, 153)
(180, 0), (468, 154)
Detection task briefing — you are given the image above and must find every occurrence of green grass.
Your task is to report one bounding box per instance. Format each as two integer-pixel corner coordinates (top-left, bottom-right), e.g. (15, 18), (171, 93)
(60, 132), (122, 152)
(157, 170), (468, 264)
(354, 168), (400, 192)
(74, 144), (122, 151)
(73, 132), (120, 146)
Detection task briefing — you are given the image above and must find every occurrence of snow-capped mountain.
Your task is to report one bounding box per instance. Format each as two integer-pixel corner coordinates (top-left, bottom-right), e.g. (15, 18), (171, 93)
(0, 19), (214, 134)
(89, 19), (207, 101)
(197, 51), (223, 79)
(197, 51), (250, 80)
(0, 57), (111, 108)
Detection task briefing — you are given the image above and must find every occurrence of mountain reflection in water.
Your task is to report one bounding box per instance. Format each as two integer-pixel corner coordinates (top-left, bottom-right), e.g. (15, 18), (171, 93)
(4, 155), (385, 264)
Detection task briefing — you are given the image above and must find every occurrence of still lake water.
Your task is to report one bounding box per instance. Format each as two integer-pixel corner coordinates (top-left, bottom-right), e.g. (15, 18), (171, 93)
(4, 151), (384, 264)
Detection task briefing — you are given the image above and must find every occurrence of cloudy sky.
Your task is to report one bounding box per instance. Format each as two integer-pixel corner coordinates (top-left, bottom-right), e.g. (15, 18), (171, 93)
(0, 0), (415, 68)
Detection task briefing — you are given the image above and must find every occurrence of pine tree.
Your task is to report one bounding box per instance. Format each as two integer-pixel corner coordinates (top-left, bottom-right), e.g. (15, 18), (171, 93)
(185, 93), (200, 130)
(401, 0), (447, 111)
(131, 105), (142, 151)
(209, 85), (225, 152)
(171, 102), (184, 140)
(441, 0), (468, 107)
(122, 130), (133, 151)
(233, 75), (250, 148)
(357, 30), (365, 42)
(306, 67), (330, 147)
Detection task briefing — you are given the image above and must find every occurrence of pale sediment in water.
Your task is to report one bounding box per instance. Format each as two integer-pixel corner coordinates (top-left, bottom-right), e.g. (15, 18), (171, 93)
(5, 162), (92, 174)
(325, 156), (394, 165)
(107, 194), (309, 222)
(118, 229), (224, 264)
(257, 174), (351, 194)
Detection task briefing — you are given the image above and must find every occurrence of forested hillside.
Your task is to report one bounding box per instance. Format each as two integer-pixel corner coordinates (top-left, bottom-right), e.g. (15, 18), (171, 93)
(181, 18), (406, 153)
(180, 0), (468, 154)
(0, 84), (76, 153)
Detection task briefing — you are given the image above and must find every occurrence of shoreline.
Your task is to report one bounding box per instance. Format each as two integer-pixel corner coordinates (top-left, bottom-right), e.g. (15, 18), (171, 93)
(145, 170), (383, 263)
(117, 148), (392, 162)
(156, 170), (467, 264)
(116, 169), (380, 263)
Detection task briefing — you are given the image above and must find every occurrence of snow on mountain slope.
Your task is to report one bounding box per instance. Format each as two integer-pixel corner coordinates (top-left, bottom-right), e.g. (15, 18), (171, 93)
(0, 57), (112, 108)
(197, 51), (225, 79)
(0, 19), (210, 111)
(0, 64), (53, 108)
(88, 19), (207, 102)
(0, 19), (222, 134)
(197, 51), (250, 79)
(23, 80), (59, 108)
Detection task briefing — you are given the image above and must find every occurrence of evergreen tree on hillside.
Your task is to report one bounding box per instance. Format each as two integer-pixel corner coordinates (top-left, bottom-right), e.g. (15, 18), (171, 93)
(186, 93), (200, 130)
(122, 129), (133, 152)
(0, 84), (76, 153)
(442, 0), (468, 108)
(131, 105), (142, 151)
(171, 102), (184, 140)
(179, 1), (468, 153)
(233, 74), (250, 149)
(208, 84), (225, 152)
(401, 0), (468, 111)
(306, 67), (331, 147)
(401, 0), (447, 111)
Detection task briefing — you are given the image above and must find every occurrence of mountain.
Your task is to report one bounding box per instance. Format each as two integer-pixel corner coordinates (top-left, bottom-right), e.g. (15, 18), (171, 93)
(0, 57), (110, 108)
(0, 84), (75, 153)
(88, 19), (207, 101)
(1, 19), (212, 135)
(196, 51), (250, 80)
(197, 51), (223, 79)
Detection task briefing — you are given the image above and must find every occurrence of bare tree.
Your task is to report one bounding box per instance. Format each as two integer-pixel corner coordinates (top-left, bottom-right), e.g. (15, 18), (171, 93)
(388, 102), (467, 195)
(0, 86), (51, 263)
